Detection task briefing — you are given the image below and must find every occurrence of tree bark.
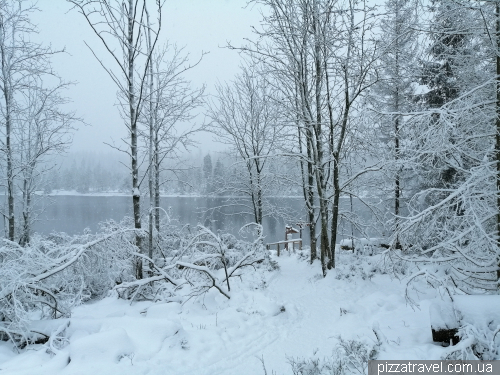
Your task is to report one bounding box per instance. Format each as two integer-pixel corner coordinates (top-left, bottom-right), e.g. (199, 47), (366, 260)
(146, 7), (154, 268)
(5, 87), (14, 242)
(256, 170), (263, 225)
(128, 0), (142, 279)
(496, 1), (500, 290)
(1, 48), (15, 241)
(298, 111), (317, 263)
(20, 177), (31, 246)
(155, 138), (160, 233)
(312, 0), (331, 273)
(394, 3), (401, 249)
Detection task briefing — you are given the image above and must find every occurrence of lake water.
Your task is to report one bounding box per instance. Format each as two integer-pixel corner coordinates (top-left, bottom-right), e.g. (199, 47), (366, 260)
(3, 195), (383, 245)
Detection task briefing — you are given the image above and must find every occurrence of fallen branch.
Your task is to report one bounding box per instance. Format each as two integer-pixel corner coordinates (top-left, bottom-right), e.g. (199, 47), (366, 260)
(176, 261), (231, 299)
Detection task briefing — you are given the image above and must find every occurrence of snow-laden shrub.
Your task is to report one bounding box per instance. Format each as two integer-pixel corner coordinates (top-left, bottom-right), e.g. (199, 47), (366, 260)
(442, 323), (500, 360)
(114, 223), (275, 302)
(47, 220), (137, 298)
(441, 296), (500, 360)
(286, 337), (376, 375)
(0, 219), (275, 346)
(378, 250), (412, 277)
(393, 86), (499, 295)
(0, 220), (137, 346)
(334, 263), (372, 281)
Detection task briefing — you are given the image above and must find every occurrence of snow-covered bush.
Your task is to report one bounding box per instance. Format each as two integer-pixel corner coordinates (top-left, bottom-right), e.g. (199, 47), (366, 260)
(0, 221), (137, 346)
(441, 295), (500, 360)
(393, 64), (499, 295)
(378, 250), (412, 277)
(334, 262), (373, 281)
(442, 323), (499, 360)
(0, 218), (275, 347)
(286, 337), (376, 375)
(114, 223), (273, 302)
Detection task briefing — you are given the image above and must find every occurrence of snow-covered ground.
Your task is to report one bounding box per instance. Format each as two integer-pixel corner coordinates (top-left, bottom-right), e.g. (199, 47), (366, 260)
(0, 252), (473, 374)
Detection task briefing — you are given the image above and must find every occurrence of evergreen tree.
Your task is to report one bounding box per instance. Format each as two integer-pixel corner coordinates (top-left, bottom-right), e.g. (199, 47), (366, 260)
(203, 154), (213, 194)
(419, 0), (468, 108)
(416, 0), (480, 197)
(395, 0), (500, 293)
(213, 158), (224, 195)
(373, 0), (419, 245)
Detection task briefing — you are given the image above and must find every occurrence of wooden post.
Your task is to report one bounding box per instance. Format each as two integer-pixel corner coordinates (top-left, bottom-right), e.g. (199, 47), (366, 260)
(299, 239), (302, 251)
(277, 243), (280, 257)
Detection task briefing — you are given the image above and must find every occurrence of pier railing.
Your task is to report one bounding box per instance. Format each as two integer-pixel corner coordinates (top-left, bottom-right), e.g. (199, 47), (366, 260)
(266, 239), (302, 256)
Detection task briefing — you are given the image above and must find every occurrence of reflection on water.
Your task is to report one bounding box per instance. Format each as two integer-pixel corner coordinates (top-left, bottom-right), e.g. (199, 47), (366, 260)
(3, 195), (382, 245)
(27, 196), (308, 245)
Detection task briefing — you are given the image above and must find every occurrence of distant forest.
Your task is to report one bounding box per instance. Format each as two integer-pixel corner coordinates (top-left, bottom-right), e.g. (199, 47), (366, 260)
(44, 151), (301, 197)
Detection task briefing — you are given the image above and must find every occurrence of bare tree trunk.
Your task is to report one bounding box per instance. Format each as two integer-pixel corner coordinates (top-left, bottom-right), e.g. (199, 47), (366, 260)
(0, 15), (15, 241)
(5, 89), (14, 242)
(20, 162), (34, 246)
(330, 96), (350, 270)
(146, 7), (154, 268)
(394, 114), (401, 249)
(1, 56), (15, 241)
(247, 160), (261, 225)
(25, 188), (31, 244)
(394, 3), (401, 249)
(306, 131), (317, 263)
(20, 178), (29, 246)
(298, 111), (317, 263)
(330, 154), (340, 269)
(153, 62), (160, 233)
(313, 0), (331, 273)
(256, 170), (263, 224)
(128, 0), (142, 279)
(154, 139), (160, 233)
(496, 1), (500, 290)
(329, 2), (356, 270)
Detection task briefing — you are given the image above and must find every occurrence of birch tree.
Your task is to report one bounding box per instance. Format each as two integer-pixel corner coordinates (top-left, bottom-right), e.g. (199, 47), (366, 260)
(207, 65), (284, 225)
(237, 0), (328, 267)
(68, 0), (162, 278)
(0, 0), (72, 243)
(237, 0), (380, 273)
(324, 0), (381, 269)
(16, 77), (76, 245)
(142, 42), (204, 262)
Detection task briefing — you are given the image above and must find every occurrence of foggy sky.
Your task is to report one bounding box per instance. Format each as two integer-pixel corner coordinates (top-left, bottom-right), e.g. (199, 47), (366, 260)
(31, 0), (261, 154)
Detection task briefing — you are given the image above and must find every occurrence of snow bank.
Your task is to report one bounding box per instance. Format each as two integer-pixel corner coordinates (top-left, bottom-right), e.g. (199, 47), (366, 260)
(454, 295), (500, 329)
(429, 299), (459, 331)
(68, 328), (134, 367)
(0, 252), (485, 374)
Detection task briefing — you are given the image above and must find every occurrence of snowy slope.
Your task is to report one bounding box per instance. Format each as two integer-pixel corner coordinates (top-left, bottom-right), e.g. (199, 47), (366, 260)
(0, 252), (462, 374)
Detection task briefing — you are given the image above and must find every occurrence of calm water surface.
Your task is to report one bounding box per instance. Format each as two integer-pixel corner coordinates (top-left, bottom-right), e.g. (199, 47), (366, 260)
(4, 195), (381, 245)
(31, 196), (308, 244)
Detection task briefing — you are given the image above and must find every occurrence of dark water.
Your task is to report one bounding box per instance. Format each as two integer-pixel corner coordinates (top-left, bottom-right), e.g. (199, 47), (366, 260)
(4, 195), (382, 245)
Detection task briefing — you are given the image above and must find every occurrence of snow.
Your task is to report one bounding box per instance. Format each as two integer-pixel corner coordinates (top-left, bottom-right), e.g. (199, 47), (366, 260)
(0, 252), (484, 374)
(429, 299), (459, 330)
(428, 295), (500, 333)
(68, 328), (135, 366)
(453, 295), (500, 329)
(0, 343), (15, 364)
